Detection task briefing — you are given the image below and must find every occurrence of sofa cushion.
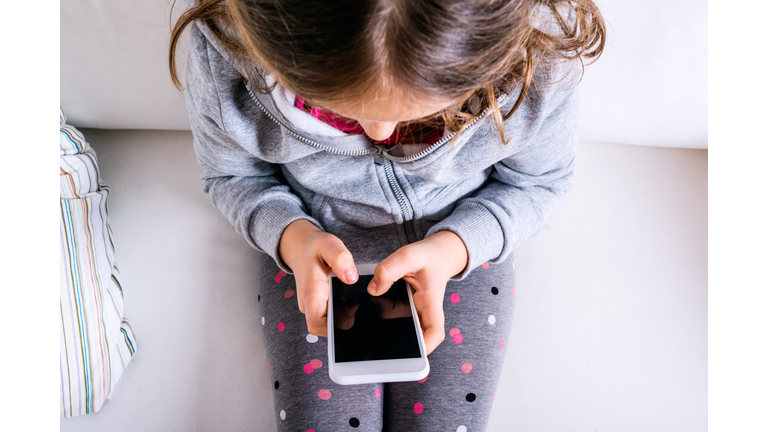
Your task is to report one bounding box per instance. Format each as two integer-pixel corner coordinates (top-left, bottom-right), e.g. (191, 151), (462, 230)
(60, 109), (138, 417)
(60, 0), (706, 149)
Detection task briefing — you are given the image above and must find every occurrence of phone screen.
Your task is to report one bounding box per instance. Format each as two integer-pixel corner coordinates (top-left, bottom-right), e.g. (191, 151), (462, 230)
(331, 274), (422, 363)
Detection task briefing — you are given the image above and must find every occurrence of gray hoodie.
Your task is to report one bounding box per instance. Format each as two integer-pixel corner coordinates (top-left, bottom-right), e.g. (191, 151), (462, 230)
(184, 18), (579, 279)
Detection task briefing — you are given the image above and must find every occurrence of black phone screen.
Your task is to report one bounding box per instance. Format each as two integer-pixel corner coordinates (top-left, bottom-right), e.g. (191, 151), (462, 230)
(331, 275), (422, 363)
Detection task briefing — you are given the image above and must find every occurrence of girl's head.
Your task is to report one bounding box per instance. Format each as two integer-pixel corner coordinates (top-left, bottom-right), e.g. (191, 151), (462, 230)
(171, 0), (604, 141)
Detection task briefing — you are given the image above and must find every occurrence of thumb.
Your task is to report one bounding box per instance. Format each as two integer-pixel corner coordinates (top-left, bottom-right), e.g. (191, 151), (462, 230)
(318, 235), (358, 284)
(302, 235), (357, 337)
(368, 247), (418, 296)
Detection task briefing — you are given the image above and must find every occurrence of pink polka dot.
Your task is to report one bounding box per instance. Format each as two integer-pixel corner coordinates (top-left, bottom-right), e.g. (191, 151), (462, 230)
(413, 402), (424, 414)
(449, 327), (461, 337)
(318, 389), (331, 400)
(310, 359), (323, 369)
(453, 333), (464, 344)
(375, 388), (381, 399)
(417, 377), (428, 383)
(277, 322), (285, 332)
(275, 270), (287, 283)
(500, 339), (505, 350)
(461, 363), (473, 373)
(481, 262), (490, 269)
(284, 290), (295, 298)
(303, 363), (314, 374)
(450, 293), (460, 304)
(308, 430), (316, 432)
(510, 312), (514, 321)
(268, 362), (271, 370)
(512, 285), (516, 296)
(493, 391), (496, 401)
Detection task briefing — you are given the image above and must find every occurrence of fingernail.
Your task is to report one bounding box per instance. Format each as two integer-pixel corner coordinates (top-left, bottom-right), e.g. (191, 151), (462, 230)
(344, 270), (358, 283)
(368, 281), (377, 295)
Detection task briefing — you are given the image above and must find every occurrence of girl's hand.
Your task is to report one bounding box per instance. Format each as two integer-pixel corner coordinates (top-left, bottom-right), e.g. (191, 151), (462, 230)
(366, 231), (469, 355)
(278, 219), (359, 337)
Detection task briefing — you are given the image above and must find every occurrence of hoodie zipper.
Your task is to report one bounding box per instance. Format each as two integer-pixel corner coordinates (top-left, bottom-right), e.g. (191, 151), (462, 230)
(384, 93), (509, 164)
(246, 82), (507, 162)
(246, 83), (376, 157)
(374, 147), (418, 243)
(372, 94), (506, 243)
(246, 82), (507, 244)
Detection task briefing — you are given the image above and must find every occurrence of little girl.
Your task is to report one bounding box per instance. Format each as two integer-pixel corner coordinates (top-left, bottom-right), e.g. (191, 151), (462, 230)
(170, 0), (604, 430)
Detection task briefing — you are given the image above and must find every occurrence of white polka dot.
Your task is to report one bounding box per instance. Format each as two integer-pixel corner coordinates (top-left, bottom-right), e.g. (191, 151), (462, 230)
(488, 315), (496, 325)
(261, 317), (265, 325)
(457, 426), (467, 432)
(306, 334), (319, 343)
(280, 410), (286, 420)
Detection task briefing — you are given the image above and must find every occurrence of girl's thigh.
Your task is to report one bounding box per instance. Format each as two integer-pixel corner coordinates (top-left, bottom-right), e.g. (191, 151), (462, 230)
(257, 253), (384, 431)
(383, 256), (516, 432)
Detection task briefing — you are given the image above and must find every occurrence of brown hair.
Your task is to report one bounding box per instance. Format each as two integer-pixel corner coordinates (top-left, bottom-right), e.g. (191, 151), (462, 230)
(169, 0), (605, 143)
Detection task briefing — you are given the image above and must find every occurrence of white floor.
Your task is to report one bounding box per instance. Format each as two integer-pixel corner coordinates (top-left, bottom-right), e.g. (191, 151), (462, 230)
(60, 129), (707, 432)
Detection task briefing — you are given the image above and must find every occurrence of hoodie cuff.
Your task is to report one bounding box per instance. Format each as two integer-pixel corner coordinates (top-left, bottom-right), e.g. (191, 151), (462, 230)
(248, 198), (323, 274)
(425, 203), (504, 280)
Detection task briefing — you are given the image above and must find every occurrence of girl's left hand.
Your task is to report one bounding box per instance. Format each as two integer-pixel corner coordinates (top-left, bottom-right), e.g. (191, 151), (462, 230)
(366, 231), (468, 355)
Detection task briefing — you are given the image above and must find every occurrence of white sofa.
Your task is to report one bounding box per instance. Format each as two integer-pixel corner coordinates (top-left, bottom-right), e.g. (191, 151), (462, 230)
(60, 1), (707, 430)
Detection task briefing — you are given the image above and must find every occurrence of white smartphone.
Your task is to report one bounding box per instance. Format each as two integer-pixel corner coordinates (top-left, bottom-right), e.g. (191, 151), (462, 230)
(327, 263), (430, 385)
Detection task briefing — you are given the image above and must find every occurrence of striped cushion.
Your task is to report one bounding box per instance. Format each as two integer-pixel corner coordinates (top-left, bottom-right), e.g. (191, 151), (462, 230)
(60, 108), (137, 418)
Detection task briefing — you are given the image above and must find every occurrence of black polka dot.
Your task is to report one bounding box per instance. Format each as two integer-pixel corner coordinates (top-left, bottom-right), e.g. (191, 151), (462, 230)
(349, 417), (360, 428)
(491, 287), (499, 295)
(274, 381), (279, 390)
(258, 294), (261, 301)
(466, 393), (476, 402)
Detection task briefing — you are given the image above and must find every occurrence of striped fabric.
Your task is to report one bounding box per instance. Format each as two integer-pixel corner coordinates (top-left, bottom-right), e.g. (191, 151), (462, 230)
(60, 108), (137, 418)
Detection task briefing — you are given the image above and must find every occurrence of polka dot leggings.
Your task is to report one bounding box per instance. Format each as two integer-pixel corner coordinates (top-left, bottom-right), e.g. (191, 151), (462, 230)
(257, 252), (515, 432)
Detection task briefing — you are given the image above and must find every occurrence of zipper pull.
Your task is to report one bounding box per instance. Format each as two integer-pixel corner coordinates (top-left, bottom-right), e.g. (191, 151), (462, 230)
(373, 147), (384, 166)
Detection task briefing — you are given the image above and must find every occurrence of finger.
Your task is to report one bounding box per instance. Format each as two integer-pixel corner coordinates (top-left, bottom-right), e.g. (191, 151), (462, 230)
(368, 246), (421, 296)
(303, 275), (330, 337)
(413, 289), (446, 355)
(295, 276), (305, 314)
(318, 235), (358, 284)
(295, 273), (318, 316)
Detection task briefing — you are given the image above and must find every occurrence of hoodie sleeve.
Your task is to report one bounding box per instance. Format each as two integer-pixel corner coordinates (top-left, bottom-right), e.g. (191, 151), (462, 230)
(184, 25), (322, 273)
(426, 67), (579, 279)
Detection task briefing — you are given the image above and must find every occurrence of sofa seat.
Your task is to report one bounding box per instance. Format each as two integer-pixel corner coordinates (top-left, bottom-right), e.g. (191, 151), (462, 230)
(59, 129), (707, 431)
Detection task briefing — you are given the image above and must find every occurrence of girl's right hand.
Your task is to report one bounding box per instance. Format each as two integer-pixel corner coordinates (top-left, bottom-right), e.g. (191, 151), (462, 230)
(278, 219), (359, 337)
